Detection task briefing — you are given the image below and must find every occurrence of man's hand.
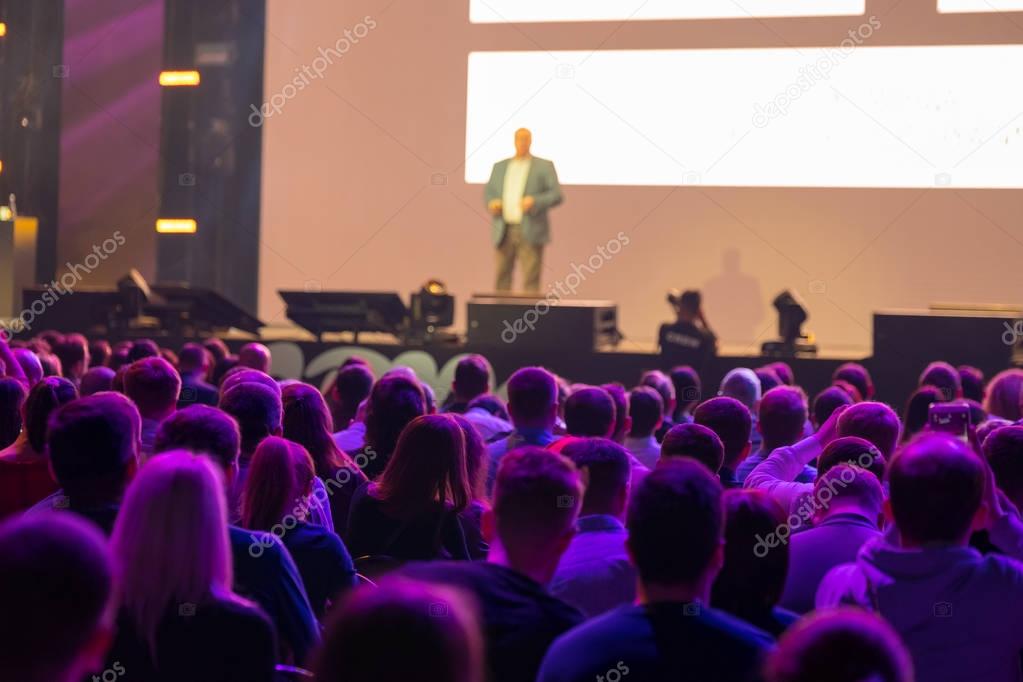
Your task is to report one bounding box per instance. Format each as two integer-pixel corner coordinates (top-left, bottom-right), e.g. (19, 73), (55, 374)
(521, 195), (535, 213)
(487, 199), (503, 216)
(814, 403), (849, 449)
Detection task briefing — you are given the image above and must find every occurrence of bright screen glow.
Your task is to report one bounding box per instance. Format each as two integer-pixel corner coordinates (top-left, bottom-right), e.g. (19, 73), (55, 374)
(465, 46), (1023, 188)
(469, 0), (864, 22)
(938, 0), (1023, 12)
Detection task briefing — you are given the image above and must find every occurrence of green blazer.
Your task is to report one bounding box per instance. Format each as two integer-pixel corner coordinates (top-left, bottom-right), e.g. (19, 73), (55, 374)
(484, 156), (563, 247)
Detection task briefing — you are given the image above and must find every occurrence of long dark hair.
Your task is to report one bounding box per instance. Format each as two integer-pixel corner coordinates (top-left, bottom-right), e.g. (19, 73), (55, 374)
(25, 377), (78, 453)
(282, 382), (360, 478)
(375, 415), (471, 518)
(0, 379), (27, 449)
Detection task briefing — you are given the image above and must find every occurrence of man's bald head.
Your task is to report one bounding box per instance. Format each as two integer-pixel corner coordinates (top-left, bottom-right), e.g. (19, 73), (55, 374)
(514, 128), (532, 158)
(238, 343), (271, 374)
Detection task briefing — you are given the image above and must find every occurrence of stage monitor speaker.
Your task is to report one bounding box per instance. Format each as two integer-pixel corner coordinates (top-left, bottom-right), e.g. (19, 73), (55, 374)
(149, 283), (263, 335)
(467, 295), (620, 350)
(279, 290), (408, 342)
(18, 286), (124, 336)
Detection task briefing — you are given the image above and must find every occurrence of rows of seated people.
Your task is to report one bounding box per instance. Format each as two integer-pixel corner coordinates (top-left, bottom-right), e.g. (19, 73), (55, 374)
(1, 331), (1023, 681)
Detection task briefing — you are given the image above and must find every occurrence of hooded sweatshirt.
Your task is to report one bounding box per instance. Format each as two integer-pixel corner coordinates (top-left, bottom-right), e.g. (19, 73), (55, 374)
(817, 535), (1023, 682)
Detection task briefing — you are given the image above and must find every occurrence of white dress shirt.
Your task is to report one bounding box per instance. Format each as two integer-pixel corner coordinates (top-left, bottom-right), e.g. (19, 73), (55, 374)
(502, 157), (532, 224)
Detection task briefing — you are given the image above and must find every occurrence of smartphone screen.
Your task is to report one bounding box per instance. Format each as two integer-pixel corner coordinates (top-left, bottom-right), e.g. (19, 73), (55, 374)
(928, 402), (971, 443)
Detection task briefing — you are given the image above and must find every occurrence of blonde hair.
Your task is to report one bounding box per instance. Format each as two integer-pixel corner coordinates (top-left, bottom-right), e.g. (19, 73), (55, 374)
(110, 450), (237, 657)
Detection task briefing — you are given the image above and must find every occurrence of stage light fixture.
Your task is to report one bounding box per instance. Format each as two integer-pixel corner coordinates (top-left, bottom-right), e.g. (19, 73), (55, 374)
(159, 70), (200, 86)
(156, 218), (197, 234)
(761, 289), (818, 357)
(409, 279), (456, 343)
(0, 22), (7, 37)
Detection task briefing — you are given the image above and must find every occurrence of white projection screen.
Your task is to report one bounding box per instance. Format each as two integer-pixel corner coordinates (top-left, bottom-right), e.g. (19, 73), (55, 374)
(260, 1), (1023, 353)
(469, 0), (864, 22)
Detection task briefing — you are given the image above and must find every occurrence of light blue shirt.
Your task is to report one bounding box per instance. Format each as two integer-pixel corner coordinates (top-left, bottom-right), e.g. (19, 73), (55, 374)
(486, 426), (559, 494)
(333, 421), (366, 454)
(549, 514), (636, 619)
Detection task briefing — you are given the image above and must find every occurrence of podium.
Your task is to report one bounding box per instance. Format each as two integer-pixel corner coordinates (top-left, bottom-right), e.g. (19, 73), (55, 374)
(0, 217), (38, 321)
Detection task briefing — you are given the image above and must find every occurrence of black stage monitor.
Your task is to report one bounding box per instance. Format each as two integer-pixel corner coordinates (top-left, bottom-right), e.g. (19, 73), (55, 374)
(150, 284), (263, 335)
(278, 290), (408, 342)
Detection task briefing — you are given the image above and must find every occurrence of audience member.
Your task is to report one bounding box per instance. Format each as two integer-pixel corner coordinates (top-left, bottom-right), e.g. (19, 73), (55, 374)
(712, 489), (799, 636)
(817, 433), (1023, 682)
(778, 464), (884, 614)
(694, 396), (752, 489)
(52, 333), (90, 386)
(640, 369), (676, 440)
(984, 425), (1023, 511)
(238, 342), (272, 374)
(177, 342), (218, 407)
(283, 382), (368, 534)
(811, 385), (854, 430)
(601, 382), (631, 444)
(219, 366), (280, 398)
(405, 447), (585, 682)
(658, 289), (718, 367)
(756, 366), (783, 394)
(625, 385), (664, 469)
(443, 354), (492, 413)
(88, 339), (111, 368)
(242, 437), (357, 618)
(919, 360), (962, 401)
(766, 362), (795, 386)
(12, 347), (43, 385)
(550, 438), (637, 617)
(660, 422), (725, 473)
(330, 362), (374, 437)
(958, 365), (985, 404)
(719, 367), (763, 451)
(28, 392), (140, 534)
(347, 414), (481, 562)
(669, 365), (702, 424)
(152, 405), (320, 667)
(106, 451), (276, 680)
(127, 339), (160, 363)
(487, 367), (561, 487)
(313, 579), (484, 682)
(123, 357), (180, 458)
(537, 459), (772, 682)
(984, 368), (1023, 422)
(354, 373), (426, 479)
(80, 366), (115, 396)
(832, 362), (874, 401)
(738, 385), (814, 484)
(765, 608), (913, 682)
(0, 514), (115, 682)
(0, 377), (76, 517)
(901, 385), (944, 442)
(463, 393), (513, 442)
(0, 376), (26, 449)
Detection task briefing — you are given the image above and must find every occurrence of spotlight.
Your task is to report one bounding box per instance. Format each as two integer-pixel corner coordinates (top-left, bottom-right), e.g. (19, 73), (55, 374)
(408, 279), (456, 344)
(0, 22), (7, 37)
(761, 290), (817, 357)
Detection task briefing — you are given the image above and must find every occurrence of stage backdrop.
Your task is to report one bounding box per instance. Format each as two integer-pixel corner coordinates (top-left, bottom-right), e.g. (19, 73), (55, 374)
(259, 0), (1023, 355)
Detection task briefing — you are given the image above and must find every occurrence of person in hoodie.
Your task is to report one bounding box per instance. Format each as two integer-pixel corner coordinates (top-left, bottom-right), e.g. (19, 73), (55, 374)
(816, 432), (1023, 682)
